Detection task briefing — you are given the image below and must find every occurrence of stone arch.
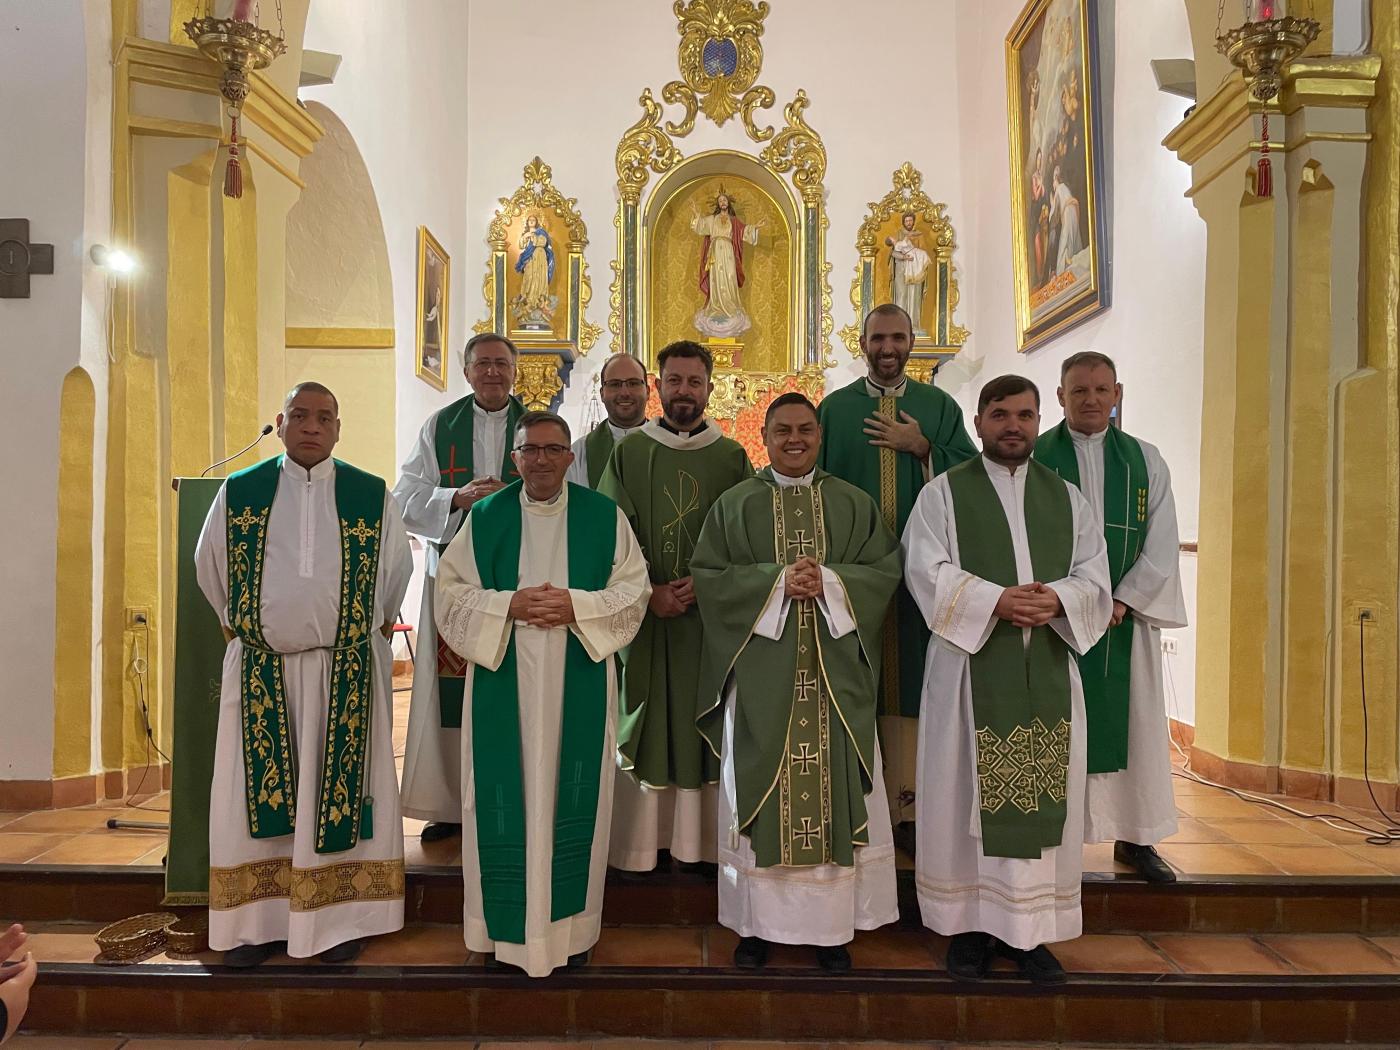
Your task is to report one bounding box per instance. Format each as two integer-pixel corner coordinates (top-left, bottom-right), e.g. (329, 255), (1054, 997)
(53, 367), (96, 780)
(284, 101), (396, 478)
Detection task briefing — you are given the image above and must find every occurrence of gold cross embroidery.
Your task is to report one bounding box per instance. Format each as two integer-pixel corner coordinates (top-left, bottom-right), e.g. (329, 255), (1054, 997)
(797, 602), (814, 630)
(786, 529), (816, 558)
(794, 670), (817, 703)
(790, 742), (819, 775)
(345, 518), (377, 543)
(230, 507), (263, 532)
(794, 816), (820, 850)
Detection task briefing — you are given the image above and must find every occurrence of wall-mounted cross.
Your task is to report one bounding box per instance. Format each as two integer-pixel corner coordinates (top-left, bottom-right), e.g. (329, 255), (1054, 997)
(0, 219), (55, 299)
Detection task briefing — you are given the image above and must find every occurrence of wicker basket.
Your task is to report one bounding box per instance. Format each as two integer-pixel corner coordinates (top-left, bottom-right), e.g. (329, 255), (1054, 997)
(94, 911), (176, 964)
(163, 911), (209, 957)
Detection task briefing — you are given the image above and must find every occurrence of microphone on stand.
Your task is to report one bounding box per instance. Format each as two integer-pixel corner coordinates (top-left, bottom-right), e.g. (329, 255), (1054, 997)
(201, 423), (274, 477)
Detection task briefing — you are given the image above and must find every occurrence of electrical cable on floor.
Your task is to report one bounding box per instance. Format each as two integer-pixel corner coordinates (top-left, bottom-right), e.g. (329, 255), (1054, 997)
(1163, 640), (1399, 847)
(124, 633), (171, 815)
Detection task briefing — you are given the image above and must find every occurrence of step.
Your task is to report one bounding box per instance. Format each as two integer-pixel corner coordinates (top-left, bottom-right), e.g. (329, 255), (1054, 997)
(18, 921), (1400, 1044)
(6, 864), (1400, 936)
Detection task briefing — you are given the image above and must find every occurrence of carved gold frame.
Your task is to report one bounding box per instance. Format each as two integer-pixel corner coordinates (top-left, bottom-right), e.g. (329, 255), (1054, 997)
(608, 0), (832, 416)
(473, 156), (601, 409)
(838, 162), (970, 382)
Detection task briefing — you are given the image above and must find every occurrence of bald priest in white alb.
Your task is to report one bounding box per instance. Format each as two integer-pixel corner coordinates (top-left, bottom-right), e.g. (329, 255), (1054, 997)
(903, 374), (1111, 986)
(195, 382), (413, 969)
(435, 411), (651, 977)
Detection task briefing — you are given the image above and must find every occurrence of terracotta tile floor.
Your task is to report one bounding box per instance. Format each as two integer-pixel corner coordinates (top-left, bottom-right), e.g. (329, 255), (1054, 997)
(4, 688), (1399, 879)
(15, 919), (1400, 979)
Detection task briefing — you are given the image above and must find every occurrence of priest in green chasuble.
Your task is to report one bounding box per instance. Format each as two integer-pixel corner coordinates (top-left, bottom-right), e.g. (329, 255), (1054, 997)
(817, 303), (976, 828)
(395, 333), (525, 843)
(600, 340), (754, 872)
(566, 353), (649, 489)
(195, 382), (413, 968)
(903, 375), (1111, 984)
(435, 412), (651, 976)
(692, 393), (902, 972)
(1034, 352), (1187, 883)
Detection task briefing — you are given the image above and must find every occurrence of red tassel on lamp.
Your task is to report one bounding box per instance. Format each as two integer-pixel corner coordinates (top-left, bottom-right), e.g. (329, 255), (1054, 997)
(224, 111), (244, 199)
(1256, 111), (1274, 198)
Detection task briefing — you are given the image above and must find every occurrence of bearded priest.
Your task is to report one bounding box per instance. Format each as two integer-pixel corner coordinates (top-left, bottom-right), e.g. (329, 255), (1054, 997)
(692, 393), (902, 972)
(435, 411), (651, 976)
(194, 382), (413, 968)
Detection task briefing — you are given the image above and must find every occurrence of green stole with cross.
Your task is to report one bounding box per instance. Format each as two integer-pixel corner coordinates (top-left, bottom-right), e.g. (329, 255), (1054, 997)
(946, 456), (1074, 859)
(693, 470), (902, 868)
(467, 480), (617, 944)
(224, 454), (384, 855)
(1034, 421), (1149, 773)
(432, 393), (525, 729)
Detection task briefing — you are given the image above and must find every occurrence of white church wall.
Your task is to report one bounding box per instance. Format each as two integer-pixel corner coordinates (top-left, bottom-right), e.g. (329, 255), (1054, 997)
(462, 0), (967, 436)
(949, 0), (1204, 722)
(0, 0), (112, 779)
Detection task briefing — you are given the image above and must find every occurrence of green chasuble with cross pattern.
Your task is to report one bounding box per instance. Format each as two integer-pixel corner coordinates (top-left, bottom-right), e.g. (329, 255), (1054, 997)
(816, 377), (976, 719)
(432, 392), (525, 729)
(692, 469), (902, 868)
(599, 424), (753, 790)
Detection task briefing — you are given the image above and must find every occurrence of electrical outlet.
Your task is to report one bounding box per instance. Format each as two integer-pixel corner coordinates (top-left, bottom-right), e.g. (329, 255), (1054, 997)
(1161, 637), (1179, 655)
(125, 606), (151, 629)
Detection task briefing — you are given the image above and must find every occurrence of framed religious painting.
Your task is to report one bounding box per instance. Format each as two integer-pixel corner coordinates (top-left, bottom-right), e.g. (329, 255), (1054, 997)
(1006, 0), (1109, 353)
(415, 226), (450, 390)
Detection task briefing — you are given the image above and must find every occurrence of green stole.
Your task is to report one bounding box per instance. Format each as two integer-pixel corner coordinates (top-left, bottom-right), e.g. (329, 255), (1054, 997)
(433, 393), (526, 729)
(1034, 422), (1148, 773)
(946, 456), (1073, 859)
(467, 480), (617, 944)
(224, 454), (385, 855)
(816, 377), (976, 719)
(583, 421), (617, 489)
(693, 471), (902, 869)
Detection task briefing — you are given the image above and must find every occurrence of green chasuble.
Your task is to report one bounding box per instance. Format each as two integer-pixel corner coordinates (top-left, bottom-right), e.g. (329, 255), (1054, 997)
(432, 393), (526, 729)
(466, 481), (617, 944)
(224, 455), (385, 855)
(946, 456), (1074, 859)
(1034, 422), (1149, 774)
(816, 377), (976, 718)
(583, 421), (618, 489)
(693, 470), (902, 868)
(599, 424), (753, 789)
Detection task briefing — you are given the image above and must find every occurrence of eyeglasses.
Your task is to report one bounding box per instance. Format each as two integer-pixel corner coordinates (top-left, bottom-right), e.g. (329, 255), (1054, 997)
(514, 443), (570, 459)
(602, 379), (648, 392)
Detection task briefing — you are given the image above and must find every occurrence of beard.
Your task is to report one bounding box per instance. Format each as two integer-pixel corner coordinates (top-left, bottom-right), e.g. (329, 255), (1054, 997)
(663, 395), (702, 427)
(987, 433), (1032, 464)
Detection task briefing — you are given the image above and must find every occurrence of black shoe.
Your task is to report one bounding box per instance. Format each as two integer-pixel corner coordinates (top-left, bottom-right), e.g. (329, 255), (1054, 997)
(995, 940), (1067, 985)
(944, 931), (994, 981)
(677, 859), (718, 877)
(734, 936), (769, 969)
(223, 940), (283, 969)
(318, 938), (364, 965)
(1114, 840), (1177, 882)
(816, 944), (851, 973)
(567, 948), (592, 969)
(420, 821), (461, 843)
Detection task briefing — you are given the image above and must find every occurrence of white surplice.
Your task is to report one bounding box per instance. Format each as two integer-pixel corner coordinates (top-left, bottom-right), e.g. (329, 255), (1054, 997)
(903, 457), (1112, 951)
(394, 400), (512, 823)
(435, 486), (651, 977)
(1068, 429), (1188, 845)
(565, 420), (643, 488)
(717, 468), (898, 947)
(195, 456), (413, 957)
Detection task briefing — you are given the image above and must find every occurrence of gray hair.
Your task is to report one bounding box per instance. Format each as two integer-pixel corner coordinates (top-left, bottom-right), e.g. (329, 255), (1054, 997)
(462, 332), (519, 368)
(514, 410), (571, 445)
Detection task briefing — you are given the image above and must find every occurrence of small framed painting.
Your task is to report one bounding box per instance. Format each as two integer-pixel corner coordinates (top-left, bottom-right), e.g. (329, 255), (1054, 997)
(415, 226), (450, 390)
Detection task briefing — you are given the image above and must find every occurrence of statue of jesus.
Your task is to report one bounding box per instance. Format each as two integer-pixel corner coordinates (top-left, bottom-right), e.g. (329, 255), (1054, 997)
(690, 190), (763, 340)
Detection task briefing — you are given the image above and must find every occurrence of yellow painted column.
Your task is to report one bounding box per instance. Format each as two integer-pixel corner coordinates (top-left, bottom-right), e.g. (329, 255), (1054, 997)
(222, 179), (262, 459)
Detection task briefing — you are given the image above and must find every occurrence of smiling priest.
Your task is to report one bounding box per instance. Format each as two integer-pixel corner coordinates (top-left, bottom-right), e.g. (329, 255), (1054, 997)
(903, 375), (1111, 984)
(195, 382), (413, 968)
(692, 393), (903, 972)
(435, 411), (651, 976)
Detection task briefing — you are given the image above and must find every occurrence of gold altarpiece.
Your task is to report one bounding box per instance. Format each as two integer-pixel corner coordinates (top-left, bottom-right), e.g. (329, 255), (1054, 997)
(608, 0), (833, 450)
(838, 162), (970, 384)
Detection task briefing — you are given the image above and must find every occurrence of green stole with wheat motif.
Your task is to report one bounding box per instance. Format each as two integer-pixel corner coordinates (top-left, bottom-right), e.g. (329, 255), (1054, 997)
(224, 454), (384, 855)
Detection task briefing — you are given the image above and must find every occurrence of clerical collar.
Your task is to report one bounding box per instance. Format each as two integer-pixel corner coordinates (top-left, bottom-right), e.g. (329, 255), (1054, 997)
(281, 455), (334, 482)
(607, 419), (646, 439)
(770, 466), (816, 488)
(473, 399), (511, 419)
(1070, 425), (1109, 445)
(658, 417), (708, 437)
(981, 454), (1027, 477)
(640, 417), (723, 451)
(863, 375), (908, 398)
(523, 486), (566, 509)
